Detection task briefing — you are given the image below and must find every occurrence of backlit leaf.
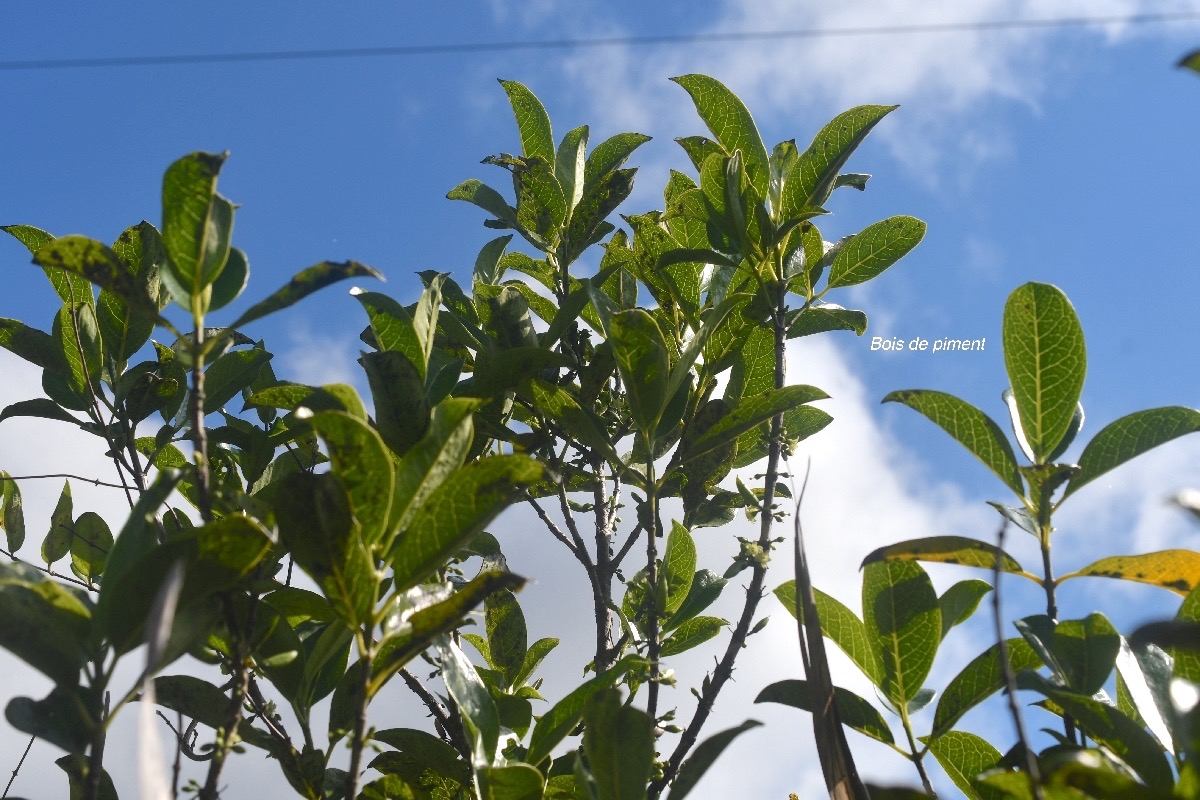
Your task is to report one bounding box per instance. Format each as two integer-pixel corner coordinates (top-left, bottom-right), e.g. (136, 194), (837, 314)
(666, 719), (763, 800)
(1065, 406), (1200, 498)
(826, 216), (925, 288)
(755, 680), (892, 745)
(1058, 550), (1200, 595)
(775, 579), (882, 684)
(861, 537), (1032, 580)
(583, 688), (654, 800)
(931, 638), (1041, 737)
(500, 79), (555, 166)
(672, 74), (771, 198)
(781, 105), (896, 218)
(863, 560), (940, 706)
(230, 260), (382, 329)
(925, 730), (1003, 800)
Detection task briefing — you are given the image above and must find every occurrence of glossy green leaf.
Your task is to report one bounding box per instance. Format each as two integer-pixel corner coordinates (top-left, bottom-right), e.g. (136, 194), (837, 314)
(485, 588), (527, 687)
(861, 536), (1032, 579)
(70, 511), (112, 583)
(448, 179), (521, 230)
(304, 410), (395, 548)
(1052, 612), (1120, 696)
(775, 579), (882, 684)
(500, 79), (555, 166)
(665, 569), (726, 632)
(522, 378), (620, 465)
(1115, 638), (1174, 753)
(931, 638), (1041, 738)
(1002, 282), (1086, 463)
(672, 74), (770, 197)
(274, 472), (376, 627)
(938, 579), (993, 639)
(666, 719), (763, 800)
(882, 390), (1023, 495)
(371, 727), (472, 789)
(437, 636), (500, 768)
(353, 290), (429, 380)
(755, 680), (892, 745)
(513, 636), (560, 689)
(781, 105), (896, 218)
(0, 475), (25, 552)
(583, 688), (654, 800)
(389, 397), (480, 537)
(525, 657), (639, 766)
(480, 763), (545, 800)
(361, 350), (430, 457)
(52, 301), (102, 397)
(208, 245), (248, 311)
(1058, 549), (1200, 595)
(33, 235), (160, 322)
(925, 730), (1004, 800)
(680, 384), (828, 465)
(826, 216), (925, 288)
(1017, 671), (1173, 791)
(662, 522), (697, 617)
(1065, 406), (1200, 498)
(787, 306), (868, 338)
(661, 616), (727, 657)
(389, 454), (542, 592)
(585, 132), (652, 186)
(863, 560), (940, 705)
(41, 480), (73, 565)
(161, 152), (231, 308)
(609, 308), (670, 438)
(0, 399), (85, 428)
(203, 346), (271, 411)
(230, 260), (382, 329)
(0, 318), (60, 372)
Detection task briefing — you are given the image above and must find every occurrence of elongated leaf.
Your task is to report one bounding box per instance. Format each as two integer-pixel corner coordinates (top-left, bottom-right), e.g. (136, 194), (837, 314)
(1, 475), (25, 552)
(1058, 550), (1200, 595)
(672, 74), (770, 197)
(389, 454), (542, 592)
(925, 730), (1004, 800)
(862, 537), (1034, 581)
(0, 318), (60, 372)
(680, 385), (828, 464)
(438, 636), (500, 768)
(661, 616), (727, 657)
(42, 480), (73, 565)
(931, 638), (1041, 737)
(1052, 612), (1120, 696)
(203, 346), (271, 411)
(230, 260), (382, 329)
(0, 399), (85, 427)
(755, 680), (892, 745)
(53, 301), (102, 397)
(938, 579), (993, 639)
(161, 152), (230, 306)
(883, 390), (1023, 495)
(150, 674), (276, 751)
(1017, 671), (1173, 791)
(775, 579), (881, 684)
(522, 378), (620, 465)
(787, 306), (868, 338)
(525, 657), (639, 766)
(585, 132), (652, 186)
(33, 235), (160, 320)
(1115, 638), (1174, 753)
(583, 688), (654, 800)
(304, 411), (395, 548)
(662, 522), (697, 616)
(609, 309), (670, 438)
(352, 290), (428, 379)
(782, 105), (896, 218)
(666, 719), (762, 800)
(448, 179), (521, 230)
(1002, 282), (1086, 463)
(826, 216), (925, 288)
(389, 398), (480, 537)
(500, 79), (555, 166)
(863, 560), (940, 705)
(1065, 406), (1200, 498)
(485, 588), (527, 687)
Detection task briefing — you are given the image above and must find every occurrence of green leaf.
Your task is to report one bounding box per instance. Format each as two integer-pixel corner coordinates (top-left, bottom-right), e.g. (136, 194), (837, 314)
(161, 152), (232, 309)
(70, 511), (112, 583)
(0, 399), (86, 428)
(665, 570), (726, 632)
(304, 411), (395, 549)
(274, 472), (376, 627)
(679, 384), (829, 465)
(557, 126), (590, 213)
(882, 390), (1023, 495)
(609, 309), (671, 439)
(584, 132), (652, 186)
(583, 688), (654, 800)
(775, 579), (882, 684)
(826, 216), (925, 288)
(437, 636), (500, 768)
(53, 301), (102, 397)
(389, 398), (481, 538)
(1180, 48), (1200, 74)
(525, 657), (639, 766)
(1052, 612), (1120, 696)
(671, 74), (770, 198)
(361, 350), (430, 457)
(33, 235), (161, 323)
(0, 318), (60, 372)
(786, 306), (868, 338)
(660, 615), (727, 657)
(448, 179), (521, 229)
(513, 636), (559, 688)
(1002, 282), (1087, 463)
(662, 522), (697, 616)
(0, 475), (26, 552)
(0, 581), (90, 685)
(1065, 406), (1200, 498)
(666, 719), (763, 800)
(203, 346), (272, 411)
(42, 480), (73, 565)
(1017, 671), (1173, 791)
(485, 588), (527, 687)
(229, 260), (382, 329)
(931, 638), (1041, 738)
(6, 686), (94, 754)
(208, 245), (248, 311)
(861, 537), (1033, 580)
(1058, 550), (1200, 596)
(925, 730), (1004, 800)
(479, 764), (545, 800)
(500, 79), (555, 166)
(862, 560), (940, 705)
(150, 674), (277, 751)
(755, 680), (892, 745)
(388, 454), (542, 592)
(938, 579), (993, 639)
(781, 105), (896, 219)
(353, 290), (429, 380)
(1115, 638), (1174, 754)
(522, 379), (620, 465)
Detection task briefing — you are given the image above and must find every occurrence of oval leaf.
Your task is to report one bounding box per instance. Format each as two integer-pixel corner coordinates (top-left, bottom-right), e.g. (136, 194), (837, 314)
(1065, 406), (1200, 498)
(1058, 550), (1200, 596)
(826, 216), (925, 288)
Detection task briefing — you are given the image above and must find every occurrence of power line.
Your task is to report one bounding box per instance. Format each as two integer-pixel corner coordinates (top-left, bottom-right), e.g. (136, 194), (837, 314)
(3, 11), (1200, 72)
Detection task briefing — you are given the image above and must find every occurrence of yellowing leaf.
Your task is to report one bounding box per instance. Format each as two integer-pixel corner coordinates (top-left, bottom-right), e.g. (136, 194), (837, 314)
(1059, 550), (1200, 595)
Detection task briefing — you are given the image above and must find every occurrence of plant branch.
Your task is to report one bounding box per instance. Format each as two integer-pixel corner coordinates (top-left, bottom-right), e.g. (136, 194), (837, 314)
(1, 735), (33, 798)
(0, 473), (129, 489)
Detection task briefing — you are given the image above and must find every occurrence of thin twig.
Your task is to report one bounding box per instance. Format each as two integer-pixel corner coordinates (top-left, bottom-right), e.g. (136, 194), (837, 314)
(526, 494), (594, 572)
(611, 522), (645, 568)
(1, 547), (97, 591)
(2, 735), (34, 798)
(0, 473), (129, 489)
(994, 520), (1045, 799)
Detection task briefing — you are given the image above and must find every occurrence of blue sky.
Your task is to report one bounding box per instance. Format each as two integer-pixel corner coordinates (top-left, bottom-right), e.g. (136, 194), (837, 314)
(4, 2), (1200, 797)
